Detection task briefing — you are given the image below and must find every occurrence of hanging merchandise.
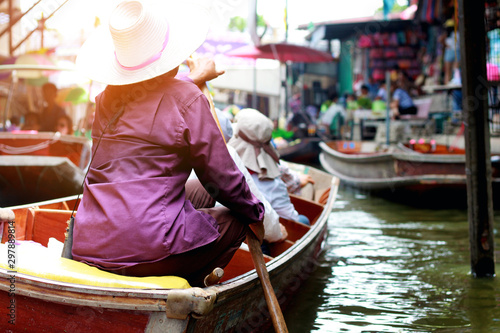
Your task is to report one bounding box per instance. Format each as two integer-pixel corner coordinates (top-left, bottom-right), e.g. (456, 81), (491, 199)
(397, 31), (407, 45)
(420, 0), (428, 22)
(435, 0), (442, 22)
(372, 69), (385, 81)
(384, 49), (398, 58)
(426, 0), (435, 23)
(358, 35), (372, 48)
(419, 0), (443, 23)
(389, 33), (399, 46)
(383, 0), (396, 18)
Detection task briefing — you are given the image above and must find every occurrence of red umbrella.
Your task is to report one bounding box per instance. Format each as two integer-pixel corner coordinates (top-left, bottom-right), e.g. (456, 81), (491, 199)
(225, 42), (335, 63)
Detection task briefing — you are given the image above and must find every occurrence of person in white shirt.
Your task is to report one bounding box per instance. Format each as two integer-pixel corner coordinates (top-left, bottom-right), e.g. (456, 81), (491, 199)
(318, 94), (347, 138)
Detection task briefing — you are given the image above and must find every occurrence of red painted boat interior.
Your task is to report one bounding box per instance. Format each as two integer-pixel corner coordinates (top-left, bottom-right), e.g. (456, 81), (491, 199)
(2, 193), (327, 284)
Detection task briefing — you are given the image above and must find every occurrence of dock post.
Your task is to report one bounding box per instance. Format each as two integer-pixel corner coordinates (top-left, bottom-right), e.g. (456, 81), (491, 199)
(458, 0), (495, 277)
(385, 70), (391, 145)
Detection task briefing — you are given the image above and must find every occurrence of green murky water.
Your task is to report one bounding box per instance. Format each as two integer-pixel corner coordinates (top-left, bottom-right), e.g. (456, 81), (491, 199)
(284, 187), (500, 332)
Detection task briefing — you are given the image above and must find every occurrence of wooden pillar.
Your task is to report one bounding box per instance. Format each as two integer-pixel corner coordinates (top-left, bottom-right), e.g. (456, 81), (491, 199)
(457, 0), (495, 277)
(8, 0), (12, 56)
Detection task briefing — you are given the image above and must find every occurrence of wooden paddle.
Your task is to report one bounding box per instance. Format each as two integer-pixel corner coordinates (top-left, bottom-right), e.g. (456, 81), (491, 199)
(246, 229), (288, 333)
(199, 82), (289, 333)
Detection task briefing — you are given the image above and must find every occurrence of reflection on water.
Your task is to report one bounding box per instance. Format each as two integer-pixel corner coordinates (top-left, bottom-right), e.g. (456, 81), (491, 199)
(284, 187), (500, 332)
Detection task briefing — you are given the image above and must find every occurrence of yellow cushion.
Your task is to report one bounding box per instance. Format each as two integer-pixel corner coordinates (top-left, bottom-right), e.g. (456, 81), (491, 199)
(0, 241), (190, 289)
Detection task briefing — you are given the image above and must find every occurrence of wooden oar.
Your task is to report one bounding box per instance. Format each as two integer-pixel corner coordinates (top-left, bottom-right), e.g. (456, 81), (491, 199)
(246, 229), (289, 333)
(199, 83), (289, 333)
(201, 84), (227, 144)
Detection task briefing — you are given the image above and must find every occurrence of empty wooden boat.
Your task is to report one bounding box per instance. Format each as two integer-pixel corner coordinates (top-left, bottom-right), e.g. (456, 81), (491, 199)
(0, 132), (90, 207)
(319, 140), (500, 207)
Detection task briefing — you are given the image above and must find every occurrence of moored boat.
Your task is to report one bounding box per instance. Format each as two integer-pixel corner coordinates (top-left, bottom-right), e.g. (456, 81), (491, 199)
(0, 162), (338, 332)
(0, 132), (91, 207)
(319, 140), (500, 207)
(277, 137), (322, 165)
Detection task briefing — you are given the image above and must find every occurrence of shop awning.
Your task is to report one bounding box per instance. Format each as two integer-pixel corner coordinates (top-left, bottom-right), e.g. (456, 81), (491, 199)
(300, 4), (418, 41)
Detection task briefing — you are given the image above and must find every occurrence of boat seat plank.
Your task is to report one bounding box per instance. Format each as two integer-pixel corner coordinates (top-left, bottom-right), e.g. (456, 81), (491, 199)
(267, 240), (295, 257)
(289, 194), (324, 225)
(279, 218), (310, 242)
(30, 209), (72, 247)
(24, 208), (35, 241)
(221, 248), (272, 282)
(38, 201), (70, 210)
(1, 207), (29, 243)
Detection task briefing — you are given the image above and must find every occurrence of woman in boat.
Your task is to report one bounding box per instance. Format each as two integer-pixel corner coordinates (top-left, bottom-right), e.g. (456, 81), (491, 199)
(229, 108), (310, 225)
(72, 0), (265, 287)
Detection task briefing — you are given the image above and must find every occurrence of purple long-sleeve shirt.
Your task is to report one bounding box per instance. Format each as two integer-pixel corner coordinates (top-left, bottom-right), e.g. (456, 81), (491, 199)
(72, 72), (264, 270)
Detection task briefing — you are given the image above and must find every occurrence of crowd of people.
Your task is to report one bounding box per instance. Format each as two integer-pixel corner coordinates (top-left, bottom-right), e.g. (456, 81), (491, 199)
(282, 69), (420, 141)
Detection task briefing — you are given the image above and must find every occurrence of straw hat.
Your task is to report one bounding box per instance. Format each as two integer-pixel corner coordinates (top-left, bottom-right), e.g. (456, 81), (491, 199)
(76, 0), (212, 85)
(229, 108), (281, 180)
(444, 18), (455, 28)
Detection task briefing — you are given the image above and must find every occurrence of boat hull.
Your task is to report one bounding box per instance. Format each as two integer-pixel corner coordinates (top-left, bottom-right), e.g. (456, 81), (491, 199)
(319, 140), (499, 207)
(278, 137), (322, 165)
(0, 165), (338, 332)
(0, 224), (327, 333)
(190, 215), (327, 332)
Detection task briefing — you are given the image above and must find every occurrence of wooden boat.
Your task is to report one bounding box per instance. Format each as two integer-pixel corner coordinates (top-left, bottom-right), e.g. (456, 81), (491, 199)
(277, 137), (322, 165)
(0, 163), (338, 332)
(0, 132), (91, 207)
(319, 140), (500, 207)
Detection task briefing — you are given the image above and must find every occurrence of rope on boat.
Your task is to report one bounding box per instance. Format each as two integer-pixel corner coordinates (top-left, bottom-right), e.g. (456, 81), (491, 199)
(0, 132), (61, 155)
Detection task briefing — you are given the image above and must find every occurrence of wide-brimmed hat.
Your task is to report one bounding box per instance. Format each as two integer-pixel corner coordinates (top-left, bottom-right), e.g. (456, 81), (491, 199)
(228, 108), (281, 180)
(76, 0), (211, 85)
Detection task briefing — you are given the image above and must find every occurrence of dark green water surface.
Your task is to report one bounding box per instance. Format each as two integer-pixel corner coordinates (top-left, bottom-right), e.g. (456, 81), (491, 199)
(283, 187), (500, 332)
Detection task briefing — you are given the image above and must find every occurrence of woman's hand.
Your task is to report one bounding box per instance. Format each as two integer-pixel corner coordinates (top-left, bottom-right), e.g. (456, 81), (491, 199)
(186, 57), (225, 86)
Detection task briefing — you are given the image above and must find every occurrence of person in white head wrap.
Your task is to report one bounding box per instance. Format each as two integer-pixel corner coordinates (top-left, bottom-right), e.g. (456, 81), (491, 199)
(229, 108), (310, 225)
(188, 109), (288, 243)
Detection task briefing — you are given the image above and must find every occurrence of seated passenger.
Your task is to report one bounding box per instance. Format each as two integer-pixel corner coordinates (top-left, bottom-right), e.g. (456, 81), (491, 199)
(318, 93), (346, 138)
(229, 108), (310, 226)
(279, 160), (315, 196)
(55, 114), (74, 135)
(188, 104), (288, 244)
(390, 82), (417, 119)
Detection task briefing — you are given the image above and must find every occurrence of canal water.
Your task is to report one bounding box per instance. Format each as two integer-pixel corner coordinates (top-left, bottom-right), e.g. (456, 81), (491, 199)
(283, 186), (500, 332)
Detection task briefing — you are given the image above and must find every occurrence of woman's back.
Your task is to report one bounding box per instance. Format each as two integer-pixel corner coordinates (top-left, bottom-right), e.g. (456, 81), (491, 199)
(73, 74), (262, 271)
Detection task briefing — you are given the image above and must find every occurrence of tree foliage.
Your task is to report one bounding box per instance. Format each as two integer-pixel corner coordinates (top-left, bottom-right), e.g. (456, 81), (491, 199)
(228, 15), (267, 32)
(375, 3), (409, 14)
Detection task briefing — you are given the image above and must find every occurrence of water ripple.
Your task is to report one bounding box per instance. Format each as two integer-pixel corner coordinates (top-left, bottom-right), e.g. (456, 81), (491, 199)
(283, 188), (500, 333)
